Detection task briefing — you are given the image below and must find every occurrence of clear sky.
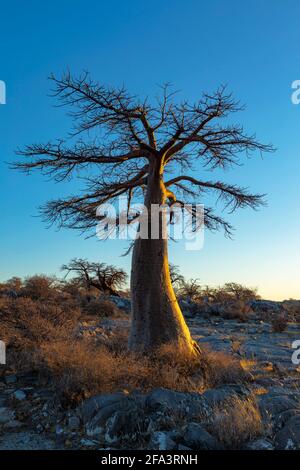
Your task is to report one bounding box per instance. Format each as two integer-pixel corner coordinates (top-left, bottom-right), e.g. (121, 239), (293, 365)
(0, 0), (299, 300)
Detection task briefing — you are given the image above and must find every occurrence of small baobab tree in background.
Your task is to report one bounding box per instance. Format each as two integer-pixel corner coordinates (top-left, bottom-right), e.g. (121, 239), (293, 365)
(13, 73), (273, 356)
(169, 264), (185, 290)
(61, 258), (127, 297)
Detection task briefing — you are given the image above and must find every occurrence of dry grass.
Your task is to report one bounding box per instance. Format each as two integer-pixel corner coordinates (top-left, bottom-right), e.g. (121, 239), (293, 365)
(35, 337), (251, 405)
(199, 349), (251, 387)
(0, 296), (250, 405)
(0, 297), (80, 348)
(39, 338), (202, 403)
(207, 395), (263, 449)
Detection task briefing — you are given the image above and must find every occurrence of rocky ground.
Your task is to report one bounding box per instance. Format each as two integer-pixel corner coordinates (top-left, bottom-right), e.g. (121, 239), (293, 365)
(0, 309), (299, 450)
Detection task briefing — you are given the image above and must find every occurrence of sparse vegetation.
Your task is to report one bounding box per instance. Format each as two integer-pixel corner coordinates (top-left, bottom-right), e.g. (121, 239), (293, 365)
(0, 288), (250, 404)
(0, 270), (298, 451)
(271, 314), (288, 333)
(207, 395), (263, 449)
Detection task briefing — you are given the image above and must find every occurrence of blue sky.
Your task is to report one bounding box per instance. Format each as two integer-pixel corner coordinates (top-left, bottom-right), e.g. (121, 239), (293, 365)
(0, 0), (299, 300)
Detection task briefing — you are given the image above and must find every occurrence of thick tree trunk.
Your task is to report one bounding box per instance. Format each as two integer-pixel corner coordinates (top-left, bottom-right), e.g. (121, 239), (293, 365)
(129, 163), (198, 355)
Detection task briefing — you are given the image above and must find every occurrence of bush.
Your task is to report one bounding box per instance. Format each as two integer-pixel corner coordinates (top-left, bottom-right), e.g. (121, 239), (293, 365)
(0, 296), (80, 348)
(37, 336), (252, 404)
(207, 395), (263, 449)
(199, 349), (251, 387)
(282, 300), (300, 322)
(81, 298), (122, 317)
(221, 300), (252, 322)
(22, 275), (57, 300)
(271, 314), (288, 333)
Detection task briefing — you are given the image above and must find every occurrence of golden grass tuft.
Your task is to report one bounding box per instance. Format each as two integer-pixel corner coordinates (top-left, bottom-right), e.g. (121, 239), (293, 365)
(207, 395), (263, 449)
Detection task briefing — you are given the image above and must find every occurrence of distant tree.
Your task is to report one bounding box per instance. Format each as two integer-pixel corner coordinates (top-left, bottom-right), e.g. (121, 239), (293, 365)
(221, 282), (260, 302)
(178, 278), (203, 303)
(89, 262), (127, 297)
(61, 258), (127, 296)
(14, 73), (273, 355)
(169, 264), (185, 288)
(5, 277), (23, 291)
(61, 258), (94, 291)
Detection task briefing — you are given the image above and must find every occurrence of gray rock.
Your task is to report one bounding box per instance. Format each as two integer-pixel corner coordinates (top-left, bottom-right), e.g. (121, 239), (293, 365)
(0, 432), (55, 450)
(146, 388), (208, 417)
(0, 407), (15, 424)
(109, 296), (131, 311)
(4, 375), (17, 385)
(275, 416), (300, 449)
(67, 416), (80, 431)
(178, 444), (192, 450)
(55, 424), (64, 436)
(182, 422), (224, 450)
(244, 438), (274, 450)
(105, 409), (144, 444)
(13, 390), (26, 401)
(148, 431), (177, 450)
(202, 384), (249, 406)
(80, 438), (98, 447)
(258, 395), (298, 420)
(86, 398), (138, 437)
(274, 409), (300, 431)
(250, 300), (282, 314)
(3, 420), (23, 430)
(81, 392), (127, 423)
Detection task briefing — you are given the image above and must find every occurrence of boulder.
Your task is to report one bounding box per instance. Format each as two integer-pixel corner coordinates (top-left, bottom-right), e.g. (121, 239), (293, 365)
(3, 419), (23, 430)
(182, 422), (224, 450)
(86, 396), (142, 438)
(67, 416), (80, 431)
(146, 388), (209, 417)
(13, 390), (26, 401)
(109, 296), (131, 312)
(244, 438), (274, 450)
(275, 416), (300, 449)
(258, 395), (298, 421)
(80, 438), (98, 448)
(148, 431), (177, 450)
(274, 409), (300, 431)
(202, 384), (249, 407)
(0, 407), (15, 424)
(4, 375), (17, 385)
(105, 409), (145, 444)
(80, 392), (127, 423)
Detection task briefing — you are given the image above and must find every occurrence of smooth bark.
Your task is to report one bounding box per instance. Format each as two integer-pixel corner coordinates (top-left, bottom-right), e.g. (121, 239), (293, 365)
(129, 163), (198, 355)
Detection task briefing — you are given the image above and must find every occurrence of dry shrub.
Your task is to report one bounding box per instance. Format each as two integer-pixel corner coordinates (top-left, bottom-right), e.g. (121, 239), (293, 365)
(37, 338), (251, 405)
(0, 297), (80, 349)
(0, 297), (251, 404)
(271, 314), (288, 333)
(82, 298), (122, 317)
(22, 275), (57, 300)
(221, 300), (252, 322)
(282, 300), (300, 322)
(103, 327), (129, 354)
(207, 395), (263, 449)
(39, 339), (203, 403)
(199, 349), (251, 387)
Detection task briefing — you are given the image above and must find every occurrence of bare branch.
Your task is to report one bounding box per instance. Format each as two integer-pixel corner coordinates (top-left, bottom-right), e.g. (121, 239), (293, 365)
(166, 175), (266, 211)
(13, 74), (273, 236)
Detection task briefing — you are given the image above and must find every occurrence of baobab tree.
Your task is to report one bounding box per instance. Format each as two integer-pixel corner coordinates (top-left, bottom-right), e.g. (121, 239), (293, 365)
(169, 264), (185, 289)
(14, 72), (273, 356)
(61, 258), (127, 296)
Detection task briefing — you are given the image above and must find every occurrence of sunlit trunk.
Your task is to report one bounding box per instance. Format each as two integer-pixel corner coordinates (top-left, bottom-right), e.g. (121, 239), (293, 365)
(129, 163), (198, 355)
